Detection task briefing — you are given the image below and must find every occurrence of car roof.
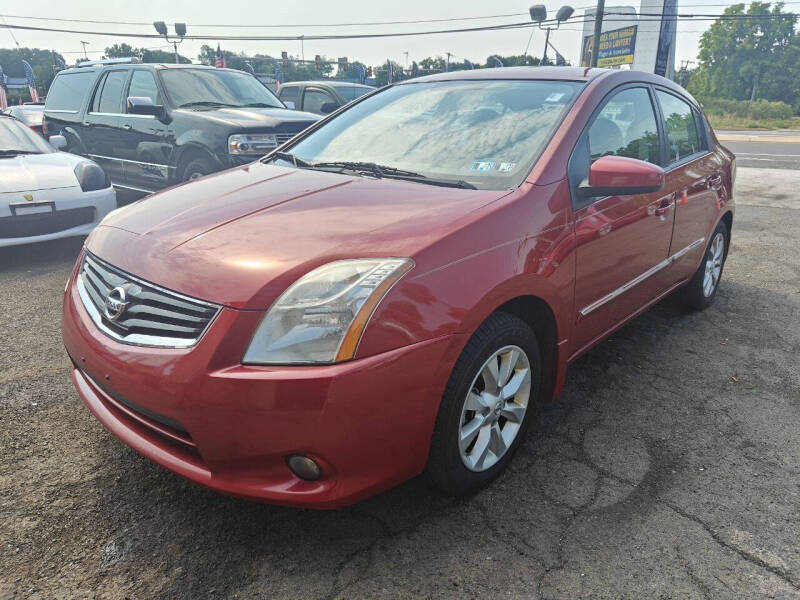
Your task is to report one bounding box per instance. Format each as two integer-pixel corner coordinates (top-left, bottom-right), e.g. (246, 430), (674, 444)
(56, 63), (241, 75)
(281, 80), (373, 88)
(406, 66), (607, 84)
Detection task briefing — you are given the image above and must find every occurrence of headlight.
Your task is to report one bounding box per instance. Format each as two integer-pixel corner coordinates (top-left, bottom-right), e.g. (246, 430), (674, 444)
(228, 134), (278, 155)
(243, 258), (414, 365)
(74, 161), (110, 192)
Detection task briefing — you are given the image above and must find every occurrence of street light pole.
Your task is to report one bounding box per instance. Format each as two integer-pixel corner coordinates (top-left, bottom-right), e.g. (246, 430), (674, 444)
(590, 0), (605, 67)
(154, 21), (186, 64)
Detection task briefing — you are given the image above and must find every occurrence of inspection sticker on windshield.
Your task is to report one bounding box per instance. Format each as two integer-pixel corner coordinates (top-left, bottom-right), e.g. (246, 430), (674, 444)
(497, 162), (516, 172)
(470, 160), (495, 172)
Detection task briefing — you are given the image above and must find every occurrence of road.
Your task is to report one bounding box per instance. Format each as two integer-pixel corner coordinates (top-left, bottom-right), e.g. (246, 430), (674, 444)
(1, 168), (799, 599)
(717, 130), (800, 170)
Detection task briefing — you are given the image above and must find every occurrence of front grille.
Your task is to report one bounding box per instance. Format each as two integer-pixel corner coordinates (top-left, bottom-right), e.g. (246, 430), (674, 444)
(0, 206), (95, 238)
(77, 252), (220, 348)
(276, 133), (297, 145)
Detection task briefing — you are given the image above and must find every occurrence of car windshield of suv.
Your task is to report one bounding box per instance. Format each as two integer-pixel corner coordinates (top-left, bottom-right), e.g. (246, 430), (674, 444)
(161, 69), (284, 109)
(283, 79), (582, 190)
(0, 117), (53, 156)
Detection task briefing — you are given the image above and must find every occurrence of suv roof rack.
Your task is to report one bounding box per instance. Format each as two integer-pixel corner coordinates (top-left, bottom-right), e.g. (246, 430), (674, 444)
(75, 57), (141, 68)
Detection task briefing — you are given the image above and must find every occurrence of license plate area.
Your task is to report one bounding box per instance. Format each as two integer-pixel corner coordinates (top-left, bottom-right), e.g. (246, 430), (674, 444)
(10, 201), (55, 216)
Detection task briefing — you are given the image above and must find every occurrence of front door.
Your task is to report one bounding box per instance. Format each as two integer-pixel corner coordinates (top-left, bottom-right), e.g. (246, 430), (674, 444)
(569, 85), (675, 355)
(84, 69), (129, 184)
(118, 69), (173, 191)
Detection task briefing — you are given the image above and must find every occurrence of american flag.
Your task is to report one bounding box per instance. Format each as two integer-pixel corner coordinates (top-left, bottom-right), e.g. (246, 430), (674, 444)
(22, 60), (39, 103)
(215, 44), (226, 69)
(0, 64), (8, 110)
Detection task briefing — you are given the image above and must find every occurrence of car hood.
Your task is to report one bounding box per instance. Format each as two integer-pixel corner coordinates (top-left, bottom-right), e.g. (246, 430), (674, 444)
(173, 105), (320, 129)
(0, 152), (84, 193)
(88, 162), (510, 309)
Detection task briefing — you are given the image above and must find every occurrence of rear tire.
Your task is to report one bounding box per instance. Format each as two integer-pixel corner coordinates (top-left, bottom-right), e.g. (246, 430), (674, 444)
(182, 156), (216, 182)
(681, 221), (728, 311)
(425, 311), (541, 496)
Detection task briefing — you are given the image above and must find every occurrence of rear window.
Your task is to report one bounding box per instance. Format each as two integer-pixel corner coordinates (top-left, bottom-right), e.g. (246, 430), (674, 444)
(45, 72), (97, 112)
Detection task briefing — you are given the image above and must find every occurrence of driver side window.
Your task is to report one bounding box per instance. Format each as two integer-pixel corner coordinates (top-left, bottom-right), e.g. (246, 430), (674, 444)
(588, 87), (660, 165)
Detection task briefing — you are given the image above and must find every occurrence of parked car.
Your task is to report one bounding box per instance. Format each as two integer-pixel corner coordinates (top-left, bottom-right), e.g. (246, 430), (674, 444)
(2, 104), (45, 135)
(277, 80), (374, 114)
(43, 60), (320, 193)
(62, 67), (735, 508)
(0, 114), (115, 247)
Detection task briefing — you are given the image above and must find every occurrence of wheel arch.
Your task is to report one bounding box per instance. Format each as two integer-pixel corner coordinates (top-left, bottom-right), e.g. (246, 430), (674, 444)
(173, 143), (222, 182)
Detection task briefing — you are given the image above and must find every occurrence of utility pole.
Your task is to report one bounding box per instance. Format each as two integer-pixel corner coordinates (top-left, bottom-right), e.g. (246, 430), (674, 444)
(445, 52), (453, 72)
(590, 0), (605, 67)
(80, 41), (89, 59)
(404, 51), (409, 67)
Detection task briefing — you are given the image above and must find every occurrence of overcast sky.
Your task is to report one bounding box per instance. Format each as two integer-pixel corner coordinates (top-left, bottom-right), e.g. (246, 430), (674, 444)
(0, 0), (779, 71)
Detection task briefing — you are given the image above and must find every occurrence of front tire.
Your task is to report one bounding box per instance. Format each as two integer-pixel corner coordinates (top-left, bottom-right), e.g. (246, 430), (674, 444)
(182, 156), (216, 182)
(425, 312), (541, 495)
(681, 221), (728, 311)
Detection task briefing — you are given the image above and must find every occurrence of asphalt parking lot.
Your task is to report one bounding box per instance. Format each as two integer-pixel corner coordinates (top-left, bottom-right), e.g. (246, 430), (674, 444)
(1, 167), (798, 599)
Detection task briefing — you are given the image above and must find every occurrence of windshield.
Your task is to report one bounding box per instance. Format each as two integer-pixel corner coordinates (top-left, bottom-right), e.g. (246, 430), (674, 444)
(0, 118), (53, 155)
(285, 80), (582, 190)
(160, 69), (284, 109)
(337, 86), (373, 101)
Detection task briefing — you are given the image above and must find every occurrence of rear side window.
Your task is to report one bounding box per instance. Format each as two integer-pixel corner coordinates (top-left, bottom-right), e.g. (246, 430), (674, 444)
(127, 70), (161, 106)
(45, 72), (96, 112)
(655, 90), (701, 164)
(303, 88), (335, 114)
(278, 86), (298, 103)
(588, 87), (660, 164)
(92, 70), (128, 114)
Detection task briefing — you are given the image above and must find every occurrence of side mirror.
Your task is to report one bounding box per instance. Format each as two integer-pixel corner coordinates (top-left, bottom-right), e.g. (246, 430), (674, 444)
(283, 100), (296, 109)
(578, 155), (664, 198)
(127, 96), (166, 121)
(320, 101), (338, 114)
(49, 134), (67, 150)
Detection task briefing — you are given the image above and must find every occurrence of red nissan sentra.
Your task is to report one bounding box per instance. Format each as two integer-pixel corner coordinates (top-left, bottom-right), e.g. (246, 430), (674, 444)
(62, 67), (734, 508)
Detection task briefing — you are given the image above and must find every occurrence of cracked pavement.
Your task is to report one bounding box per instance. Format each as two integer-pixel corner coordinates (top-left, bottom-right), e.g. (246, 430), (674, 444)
(1, 167), (799, 599)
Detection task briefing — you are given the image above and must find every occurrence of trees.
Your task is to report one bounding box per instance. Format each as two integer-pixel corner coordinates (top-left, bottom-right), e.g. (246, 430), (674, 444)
(688, 2), (800, 110)
(0, 47), (66, 101)
(105, 43), (191, 64)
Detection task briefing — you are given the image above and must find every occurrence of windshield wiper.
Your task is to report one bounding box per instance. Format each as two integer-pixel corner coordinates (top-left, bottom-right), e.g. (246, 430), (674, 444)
(238, 102), (281, 108)
(262, 156), (476, 189)
(312, 162), (477, 189)
(176, 101), (237, 108)
(0, 150), (39, 157)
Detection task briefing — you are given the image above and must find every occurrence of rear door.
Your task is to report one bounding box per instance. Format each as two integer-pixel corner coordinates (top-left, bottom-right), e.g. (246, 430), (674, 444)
(118, 69), (173, 191)
(84, 69), (130, 183)
(569, 85), (675, 355)
(653, 88), (722, 283)
(301, 87), (337, 114)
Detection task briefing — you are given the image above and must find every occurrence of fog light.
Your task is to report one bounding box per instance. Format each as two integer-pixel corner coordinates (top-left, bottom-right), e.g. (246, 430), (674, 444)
(287, 455), (322, 481)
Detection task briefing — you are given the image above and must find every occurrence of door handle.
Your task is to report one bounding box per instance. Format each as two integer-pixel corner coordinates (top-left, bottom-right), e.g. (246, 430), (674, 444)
(122, 124), (132, 131)
(82, 122), (91, 127)
(655, 196), (674, 216)
(708, 174), (723, 189)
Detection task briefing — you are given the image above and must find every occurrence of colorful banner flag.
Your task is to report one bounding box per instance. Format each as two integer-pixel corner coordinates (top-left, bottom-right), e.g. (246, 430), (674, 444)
(411, 61), (419, 78)
(464, 59), (474, 70)
(274, 59), (282, 84)
(22, 60), (39, 103)
(654, 0), (677, 77)
(0, 64), (7, 110)
(386, 60), (393, 84)
(215, 44), (226, 68)
(491, 57), (504, 68)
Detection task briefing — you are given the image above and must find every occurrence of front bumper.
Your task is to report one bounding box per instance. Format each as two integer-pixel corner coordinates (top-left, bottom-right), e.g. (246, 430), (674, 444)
(0, 186), (116, 247)
(62, 269), (461, 508)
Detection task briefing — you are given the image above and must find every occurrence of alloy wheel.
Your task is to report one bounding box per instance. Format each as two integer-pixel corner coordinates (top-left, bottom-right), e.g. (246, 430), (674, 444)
(459, 345), (531, 472)
(703, 232), (725, 297)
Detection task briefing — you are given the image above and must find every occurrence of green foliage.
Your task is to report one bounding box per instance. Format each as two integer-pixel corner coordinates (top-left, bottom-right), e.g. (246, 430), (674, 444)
(699, 97), (793, 119)
(0, 47), (66, 101)
(688, 2), (800, 112)
(105, 43), (191, 64)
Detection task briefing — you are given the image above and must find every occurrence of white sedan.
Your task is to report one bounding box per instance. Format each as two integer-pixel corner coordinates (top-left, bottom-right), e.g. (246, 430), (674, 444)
(0, 114), (116, 247)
